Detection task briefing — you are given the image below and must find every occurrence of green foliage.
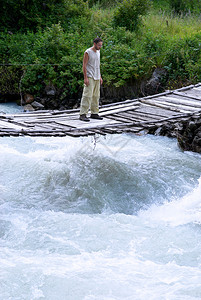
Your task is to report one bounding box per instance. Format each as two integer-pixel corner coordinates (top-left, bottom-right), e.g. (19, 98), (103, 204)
(88, 0), (118, 8)
(0, 0), (201, 100)
(0, 66), (22, 94)
(101, 40), (153, 87)
(151, 0), (170, 11)
(0, 22), (91, 97)
(113, 0), (151, 31)
(164, 34), (201, 84)
(0, 0), (90, 32)
(168, 0), (201, 14)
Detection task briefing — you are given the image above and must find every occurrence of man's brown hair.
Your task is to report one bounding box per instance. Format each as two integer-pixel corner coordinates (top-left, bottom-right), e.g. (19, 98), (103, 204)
(93, 37), (103, 44)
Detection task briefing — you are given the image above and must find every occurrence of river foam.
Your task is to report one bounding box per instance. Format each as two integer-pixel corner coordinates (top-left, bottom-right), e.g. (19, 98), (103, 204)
(1, 130), (201, 299)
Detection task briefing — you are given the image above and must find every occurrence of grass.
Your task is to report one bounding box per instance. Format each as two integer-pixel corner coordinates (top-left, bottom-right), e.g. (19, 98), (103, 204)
(143, 11), (201, 39)
(1, 2), (201, 98)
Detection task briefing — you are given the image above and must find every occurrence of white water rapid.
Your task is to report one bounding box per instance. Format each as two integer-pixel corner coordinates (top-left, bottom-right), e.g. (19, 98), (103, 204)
(1, 103), (201, 300)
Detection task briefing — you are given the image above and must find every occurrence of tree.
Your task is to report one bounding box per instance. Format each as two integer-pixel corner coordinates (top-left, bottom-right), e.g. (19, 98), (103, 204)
(0, 0), (89, 32)
(113, 0), (150, 32)
(168, 0), (201, 14)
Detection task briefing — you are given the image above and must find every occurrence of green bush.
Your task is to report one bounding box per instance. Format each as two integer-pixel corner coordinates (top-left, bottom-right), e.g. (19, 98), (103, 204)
(14, 24), (85, 96)
(88, 0), (118, 8)
(151, 0), (170, 11)
(101, 41), (153, 87)
(164, 34), (201, 85)
(113, 0), (150, 31)
(0, 3), (201, 101)
(0, 0), (90, 32)
(0, 66), (22, 94)
(168, 0), (201, 14)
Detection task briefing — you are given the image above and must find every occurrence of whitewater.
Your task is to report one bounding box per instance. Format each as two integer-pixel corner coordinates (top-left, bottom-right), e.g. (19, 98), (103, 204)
(0, 103), (201, 300)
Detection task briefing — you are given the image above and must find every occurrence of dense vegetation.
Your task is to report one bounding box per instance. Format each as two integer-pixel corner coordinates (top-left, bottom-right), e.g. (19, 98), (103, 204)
(0, 0), (201, 104)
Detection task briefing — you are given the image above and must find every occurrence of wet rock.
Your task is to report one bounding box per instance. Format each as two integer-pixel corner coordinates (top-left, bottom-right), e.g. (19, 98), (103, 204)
(45, 85), (56, 97)
(177, 114), (201, 153)
(145, 68), (167, 95)
(31, 101), (45, 110)
(44, 98), (59, 109)
(146, 113), (201, 154)
(24, 93), (34, 104)
(188, 121), (197, 132)
(23, 104), (35, 111)
(152, 123), (176, 138)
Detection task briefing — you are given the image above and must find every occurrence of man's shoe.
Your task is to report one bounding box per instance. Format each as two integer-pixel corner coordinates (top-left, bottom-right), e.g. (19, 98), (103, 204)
(79, 114), (90, 122)
(90, 114), (103, 120)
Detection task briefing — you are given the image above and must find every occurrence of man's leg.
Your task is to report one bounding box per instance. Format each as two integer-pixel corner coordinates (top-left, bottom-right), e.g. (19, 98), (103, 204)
(90, 80), (103, 119)
(80, 78), (94, 116)
(91, 79), (100, 114)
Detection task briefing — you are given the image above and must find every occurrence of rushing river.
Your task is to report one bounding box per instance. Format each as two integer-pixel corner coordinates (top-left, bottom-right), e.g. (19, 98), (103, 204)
(1, 103), (201, 300)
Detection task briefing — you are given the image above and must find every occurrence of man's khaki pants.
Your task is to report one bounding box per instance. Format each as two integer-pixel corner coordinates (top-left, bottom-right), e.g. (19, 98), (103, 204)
(80, 77), (100, 115)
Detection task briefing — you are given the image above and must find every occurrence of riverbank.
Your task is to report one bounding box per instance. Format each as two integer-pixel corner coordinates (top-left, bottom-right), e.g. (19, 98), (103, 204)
(1, 8), (201, 106)
(146, 112), (201, 153)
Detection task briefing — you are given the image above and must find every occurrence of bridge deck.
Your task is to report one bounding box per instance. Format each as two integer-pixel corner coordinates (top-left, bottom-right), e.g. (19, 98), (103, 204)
(0, 83), (201, 137)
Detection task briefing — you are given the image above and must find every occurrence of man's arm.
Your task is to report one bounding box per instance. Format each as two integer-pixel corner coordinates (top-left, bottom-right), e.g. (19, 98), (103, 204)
(83, 52), (89, 86)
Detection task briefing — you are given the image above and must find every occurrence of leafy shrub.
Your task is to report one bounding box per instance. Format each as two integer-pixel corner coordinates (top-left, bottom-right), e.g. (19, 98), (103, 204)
(0, 0), (90, 32)
(151, 0), (170, 11)
(88, 0), (118, 8)
(113, 0), (150, 31)
(0, 5), (201, 101)
(0, 66), (23, 95)
(168, 0), (201, 14)
(101, 41), (153, 87)
(164, 34), (201, 85)
(17, 24), (84, 96)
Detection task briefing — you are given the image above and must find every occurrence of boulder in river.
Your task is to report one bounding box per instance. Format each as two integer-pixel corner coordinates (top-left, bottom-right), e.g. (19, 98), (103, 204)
(145, 68), (167, 95)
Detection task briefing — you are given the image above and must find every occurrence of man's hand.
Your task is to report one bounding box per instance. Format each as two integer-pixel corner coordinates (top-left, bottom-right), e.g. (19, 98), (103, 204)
(84, 77), (89, 86)
(100, 77), (103, 85)
(83, 52), (89, 86)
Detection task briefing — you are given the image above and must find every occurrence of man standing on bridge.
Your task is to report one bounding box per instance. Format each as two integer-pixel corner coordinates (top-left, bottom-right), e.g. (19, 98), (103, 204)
(79, 37), (103, 122)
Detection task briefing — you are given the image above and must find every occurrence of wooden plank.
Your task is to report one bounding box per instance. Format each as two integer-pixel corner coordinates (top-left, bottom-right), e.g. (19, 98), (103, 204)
(119, 110), (163, 121)
(155, 95), (201, 108)
(66, 131), (89, 137)
(138, 112), (196, 124)
(173, 90), (201, 101)
(0, 131), (20, 137)
(100, 104), (140, 116)
(125, 127), (144, 133)
(0, 120), (27, 130)
(20, 116), (78, 124)
(175, 84), (195, 92)
(170, 93), (201, 103)
(104, 114), (133, 123)
(101, 128), (120, 134)
(140, 90), (172, 100)
(136, 103), (179, 117)
(89, 129), (106, 135)
(115, 113), (149, 122)
(99, 101), (140, 113)
(4, 111), (53, 118)
(55, 118), (120, 129)
(99, 99), (140, 107)
(141, 98), (199, 113)
(13, 112), (79, 121)
(51, 122), (75, 130)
